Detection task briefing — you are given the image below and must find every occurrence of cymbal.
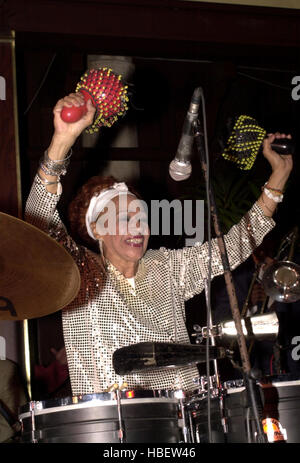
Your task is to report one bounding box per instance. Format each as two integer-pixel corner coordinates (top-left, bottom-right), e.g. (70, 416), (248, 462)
(0, 212), (81, 320)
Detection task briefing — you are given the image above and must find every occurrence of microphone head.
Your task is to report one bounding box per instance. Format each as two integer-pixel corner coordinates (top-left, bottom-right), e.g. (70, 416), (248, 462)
(76, 67), (129, 133)
(222, 115), (266, 170)
(169, 159), (192, 181)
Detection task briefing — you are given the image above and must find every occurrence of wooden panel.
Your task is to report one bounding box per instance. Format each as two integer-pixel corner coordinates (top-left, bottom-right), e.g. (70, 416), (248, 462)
(0, 33), (21, 217)
(188, 0), (300, 9)
(2, 0), (300, 49)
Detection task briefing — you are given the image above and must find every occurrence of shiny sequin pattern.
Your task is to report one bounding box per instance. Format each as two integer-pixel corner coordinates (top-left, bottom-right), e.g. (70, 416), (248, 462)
(25, 176), (275, 395)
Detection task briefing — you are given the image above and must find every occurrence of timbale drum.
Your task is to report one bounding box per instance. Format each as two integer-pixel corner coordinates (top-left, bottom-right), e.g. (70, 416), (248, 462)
(186, 376), (300, 443)
(19, 390), (180, 443)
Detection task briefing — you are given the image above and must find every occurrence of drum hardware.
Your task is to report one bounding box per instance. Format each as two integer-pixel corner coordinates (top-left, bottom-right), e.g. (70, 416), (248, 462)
(191, 296), (274, 442)
(105, 383), (119, 393)
(186, 376), (296, 443)
(248, 228), (299, 371)
(261, 261), (300, 303)
(29, 401), (37, 444)
(183, 377), (230, 443)
(173, 390), (191, 443)
(192, 375), (221, 399)
(187, 409), (195, 443)
(261, 227), (300, 303)
(101, 382), (129, 443)
(115, 388), (125, 444)
(103, 383), (125, 442)
(203, 280), (228, 439)
(190, 312), (279, 441)
(191, 324), (203, 344)
(199, 311), (279, 343)
(222, 378), (244, 390)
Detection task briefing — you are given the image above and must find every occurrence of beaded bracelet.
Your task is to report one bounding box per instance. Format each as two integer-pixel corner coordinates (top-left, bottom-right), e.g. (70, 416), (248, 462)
(262, 182), (283, 195)
(263, 187), (283, 203)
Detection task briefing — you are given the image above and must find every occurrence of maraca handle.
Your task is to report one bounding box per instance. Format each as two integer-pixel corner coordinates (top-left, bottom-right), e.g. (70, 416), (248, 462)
(60, 90), (93, 123)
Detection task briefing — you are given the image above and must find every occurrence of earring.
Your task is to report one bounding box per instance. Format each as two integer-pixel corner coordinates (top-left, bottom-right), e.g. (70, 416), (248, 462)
(98, 238), (107, 274)
(99, 238), (104, 255)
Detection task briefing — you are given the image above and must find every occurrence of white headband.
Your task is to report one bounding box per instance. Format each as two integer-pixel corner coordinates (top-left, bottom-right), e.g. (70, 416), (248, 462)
(85, 182), (131, 239)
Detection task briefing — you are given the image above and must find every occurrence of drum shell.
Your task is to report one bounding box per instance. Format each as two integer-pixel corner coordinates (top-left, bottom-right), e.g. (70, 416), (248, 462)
(189, 379), (300, 443)
(187, 387), (247, 443)
(19, 392), (180, 443)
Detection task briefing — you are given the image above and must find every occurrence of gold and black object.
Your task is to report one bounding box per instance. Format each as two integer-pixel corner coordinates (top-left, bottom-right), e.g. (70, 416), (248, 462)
(0, 212), (81, 320)
(222, 115), (294, 170)
(261, 261), (300, 303)
(112, 342), (227, 376)
(201, 312), (279, 343)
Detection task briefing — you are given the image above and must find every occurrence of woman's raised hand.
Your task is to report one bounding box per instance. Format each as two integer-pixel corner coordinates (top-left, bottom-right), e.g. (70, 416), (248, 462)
(52, 93), (96, 144)
(262, 133), (293, 187)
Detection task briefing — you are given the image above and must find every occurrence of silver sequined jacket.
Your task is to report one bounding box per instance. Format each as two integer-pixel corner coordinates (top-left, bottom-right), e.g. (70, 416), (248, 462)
(25, 176), (275, 394)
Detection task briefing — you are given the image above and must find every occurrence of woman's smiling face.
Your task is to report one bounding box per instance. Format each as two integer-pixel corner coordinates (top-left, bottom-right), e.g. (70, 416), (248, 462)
(91, 194), (150, 272)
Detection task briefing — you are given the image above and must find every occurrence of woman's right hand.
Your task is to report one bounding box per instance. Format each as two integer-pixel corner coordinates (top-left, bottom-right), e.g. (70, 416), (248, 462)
(40, 93), (96, 193)
(52, 92), (96, 146)
(46, 93), (96, 163)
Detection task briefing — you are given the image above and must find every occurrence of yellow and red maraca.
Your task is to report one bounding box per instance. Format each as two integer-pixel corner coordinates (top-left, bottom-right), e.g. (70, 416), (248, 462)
(61, 67), (129, 132)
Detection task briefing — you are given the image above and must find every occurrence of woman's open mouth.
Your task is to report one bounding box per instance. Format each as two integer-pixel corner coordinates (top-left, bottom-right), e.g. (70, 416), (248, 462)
(125, 236), (144, 247)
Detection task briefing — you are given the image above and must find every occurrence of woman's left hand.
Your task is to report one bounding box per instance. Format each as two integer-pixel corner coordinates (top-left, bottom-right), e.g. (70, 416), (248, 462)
(262, 133), (293, 182)
(258, 132), (293, 216)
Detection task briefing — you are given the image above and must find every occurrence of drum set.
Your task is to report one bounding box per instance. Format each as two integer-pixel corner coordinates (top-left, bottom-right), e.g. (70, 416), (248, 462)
(1, 212), (300, 443)
(16, 376), (300, 443)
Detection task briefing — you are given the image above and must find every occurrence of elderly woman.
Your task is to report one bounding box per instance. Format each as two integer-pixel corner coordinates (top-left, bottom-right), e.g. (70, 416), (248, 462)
(25, 92), (293, 396)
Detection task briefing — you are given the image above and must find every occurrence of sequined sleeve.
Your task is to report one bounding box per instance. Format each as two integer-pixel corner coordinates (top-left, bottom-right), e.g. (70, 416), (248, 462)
(24, 175), (81, 261)
(155, 202), (275, 301)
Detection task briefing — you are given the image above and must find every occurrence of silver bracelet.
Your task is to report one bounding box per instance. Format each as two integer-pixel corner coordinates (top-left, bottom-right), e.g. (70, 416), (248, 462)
(39, 162), (55, 176)
(42, 148), (72, 176)
(263, 187), (283, 203)
(44, 148), (73, 163)
(37, 171), (61, 185)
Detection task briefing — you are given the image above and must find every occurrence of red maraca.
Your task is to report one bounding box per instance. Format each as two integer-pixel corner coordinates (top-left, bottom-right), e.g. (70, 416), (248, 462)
(61, 67), (129, 133)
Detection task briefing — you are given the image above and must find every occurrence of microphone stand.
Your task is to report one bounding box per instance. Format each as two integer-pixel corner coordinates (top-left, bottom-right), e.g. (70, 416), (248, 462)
(192, 102), (267, 443)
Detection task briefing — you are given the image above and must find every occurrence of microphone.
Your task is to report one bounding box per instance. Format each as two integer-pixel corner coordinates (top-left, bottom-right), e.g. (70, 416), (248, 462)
(222, 115), (295, 170)
(169, 87), (202, 181)
(60, 67), (129, 133)
(112, 341), (227, 375)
